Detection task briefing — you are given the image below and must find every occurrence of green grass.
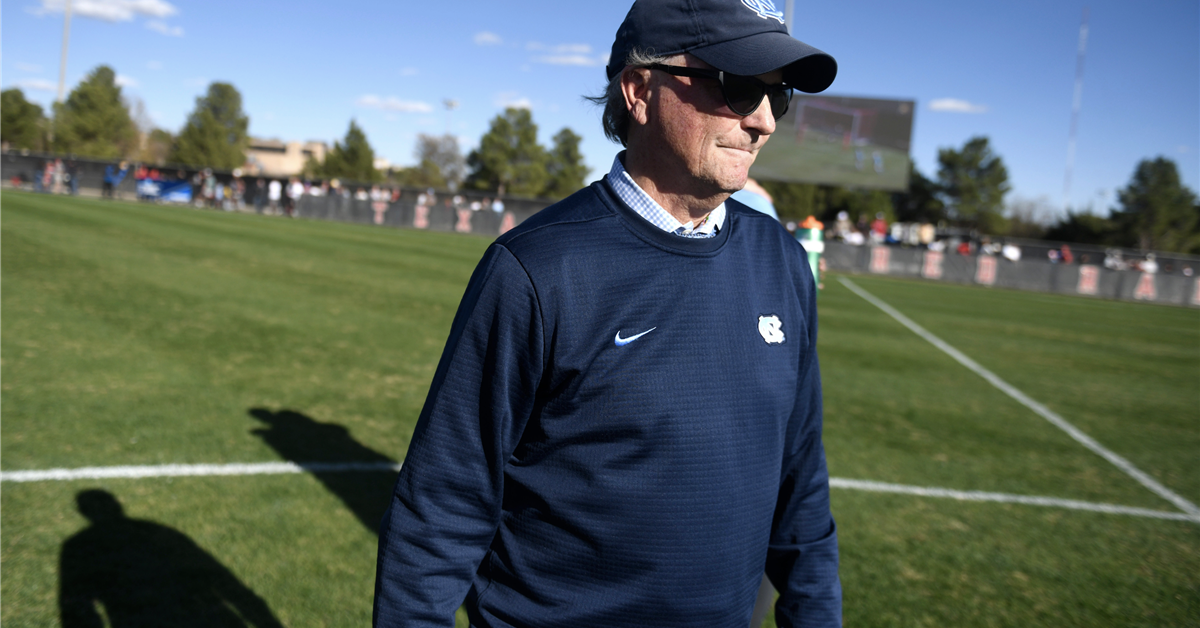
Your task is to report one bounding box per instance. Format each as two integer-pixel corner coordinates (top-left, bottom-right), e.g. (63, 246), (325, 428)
(3, 190), (1198, 627)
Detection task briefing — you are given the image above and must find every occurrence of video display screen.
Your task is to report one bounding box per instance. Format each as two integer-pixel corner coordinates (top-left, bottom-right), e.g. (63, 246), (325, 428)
(750, 95), (915, 191)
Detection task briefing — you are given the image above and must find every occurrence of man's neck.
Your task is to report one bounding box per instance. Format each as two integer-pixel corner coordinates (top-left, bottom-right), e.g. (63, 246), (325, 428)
(623, 151), (730, 225)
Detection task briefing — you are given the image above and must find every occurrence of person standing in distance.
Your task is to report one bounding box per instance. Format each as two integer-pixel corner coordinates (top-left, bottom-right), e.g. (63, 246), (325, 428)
(374, 1), (839, 626)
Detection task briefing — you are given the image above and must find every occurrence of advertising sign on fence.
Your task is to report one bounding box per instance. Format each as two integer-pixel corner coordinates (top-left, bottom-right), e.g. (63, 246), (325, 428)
(136, 179), (192, 203)
(1077, 265), (1100, 295)
(922, 251), (943, 279)
(975, 256), (997, 285)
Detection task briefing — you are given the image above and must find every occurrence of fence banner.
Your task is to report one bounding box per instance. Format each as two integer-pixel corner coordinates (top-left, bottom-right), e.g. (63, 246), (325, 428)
(822, 241), (1198, 308)
(136, 179), (192, 202)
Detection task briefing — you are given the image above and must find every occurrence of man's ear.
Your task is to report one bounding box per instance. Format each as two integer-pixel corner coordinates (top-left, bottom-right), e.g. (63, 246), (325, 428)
(620, 67), (653, 127)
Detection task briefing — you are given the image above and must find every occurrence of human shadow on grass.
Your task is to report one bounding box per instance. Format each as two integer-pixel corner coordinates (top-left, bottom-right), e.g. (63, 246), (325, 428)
(248, 408), (398, 535)
(59, 489), (284, 628)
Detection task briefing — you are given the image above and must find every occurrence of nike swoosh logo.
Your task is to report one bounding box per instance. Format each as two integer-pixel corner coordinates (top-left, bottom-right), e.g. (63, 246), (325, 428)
(614, 327), (656, 346)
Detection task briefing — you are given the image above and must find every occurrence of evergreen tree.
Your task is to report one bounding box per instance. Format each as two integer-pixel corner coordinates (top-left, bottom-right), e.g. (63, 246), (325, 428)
(52, 65), (138, 159)
(170, 82), (250, 169)
(543, 128), (590, 199)
(1111, 157), (1200, 253)
(895, 163), (945, 224)
(936, 136), (1010, 233)
(1, 88), (48, 151)
(1043, 210), (1118, 245)
(465, 108), (547, 196)
(317, 119), (380, 183)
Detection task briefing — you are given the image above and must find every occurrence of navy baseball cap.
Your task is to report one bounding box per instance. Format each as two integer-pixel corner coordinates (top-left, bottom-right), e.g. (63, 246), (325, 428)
(606, 0), (837, 94)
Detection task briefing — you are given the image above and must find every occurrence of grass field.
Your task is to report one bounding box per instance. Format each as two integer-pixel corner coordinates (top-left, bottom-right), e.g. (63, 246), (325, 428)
(3, 190), (1198, 627)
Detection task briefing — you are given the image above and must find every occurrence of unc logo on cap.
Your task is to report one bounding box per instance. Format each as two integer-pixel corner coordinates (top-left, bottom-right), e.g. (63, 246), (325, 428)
(741, 0), (785, 24)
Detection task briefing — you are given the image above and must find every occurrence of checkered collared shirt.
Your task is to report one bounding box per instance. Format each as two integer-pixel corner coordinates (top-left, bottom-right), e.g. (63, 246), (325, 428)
(605, 154), (726, 239)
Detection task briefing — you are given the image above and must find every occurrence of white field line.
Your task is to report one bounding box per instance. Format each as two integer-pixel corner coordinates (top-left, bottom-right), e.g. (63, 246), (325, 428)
(0, 461), (401, 482)
(1, 462), (1196, 524)
(838, 277), (1200, 517)
(830, 478), (1200, 523)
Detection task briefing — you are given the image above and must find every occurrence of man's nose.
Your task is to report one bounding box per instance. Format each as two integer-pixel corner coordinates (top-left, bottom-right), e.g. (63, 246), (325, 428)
(742, 95), (777, 136)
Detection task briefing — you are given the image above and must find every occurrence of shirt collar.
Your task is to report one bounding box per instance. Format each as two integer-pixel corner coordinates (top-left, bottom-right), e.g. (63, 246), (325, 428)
(605, 153), (725, 238)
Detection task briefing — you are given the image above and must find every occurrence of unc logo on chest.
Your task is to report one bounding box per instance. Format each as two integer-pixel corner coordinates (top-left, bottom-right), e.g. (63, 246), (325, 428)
(758, 315), (785, 344)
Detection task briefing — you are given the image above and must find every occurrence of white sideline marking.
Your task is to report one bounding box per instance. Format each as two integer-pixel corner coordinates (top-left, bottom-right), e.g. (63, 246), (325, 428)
(838, 277), (1200, 517)
(1, 462), (1196, 524)
(0, 461), (401, 482)
(830, 478), (1200, 524)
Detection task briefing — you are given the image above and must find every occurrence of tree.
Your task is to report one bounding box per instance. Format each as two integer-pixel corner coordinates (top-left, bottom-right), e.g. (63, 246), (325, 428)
(170, 82), (250, 169)
(894, 163), (945, 224)
(391, 159), (447, 189)
(316, 119), (380, 182)
(936, 136), (1010, 233)
(140, 128), (174, 166)
(542, 128), (590, 199)
(1, 88), (48, 151)
(52, 65), (138, 159)
(1110, 157), (1200, 253)
(1043, 210), (1118, 245)
(414, 134), (465, 190)
(465, 108), (548, 196)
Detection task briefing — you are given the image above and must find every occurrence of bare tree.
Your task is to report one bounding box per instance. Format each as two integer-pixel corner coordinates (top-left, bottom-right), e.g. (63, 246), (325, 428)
(415, 134), (465, 191)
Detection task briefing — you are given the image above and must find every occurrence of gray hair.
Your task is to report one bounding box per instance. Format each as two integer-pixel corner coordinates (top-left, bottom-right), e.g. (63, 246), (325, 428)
(585, 49), (677, 147)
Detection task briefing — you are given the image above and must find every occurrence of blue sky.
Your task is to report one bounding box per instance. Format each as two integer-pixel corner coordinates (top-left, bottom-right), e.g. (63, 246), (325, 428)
(4, 0), (1197, 219)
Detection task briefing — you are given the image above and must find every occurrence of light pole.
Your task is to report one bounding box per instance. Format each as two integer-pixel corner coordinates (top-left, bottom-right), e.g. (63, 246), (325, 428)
(57, 0), (73, 103)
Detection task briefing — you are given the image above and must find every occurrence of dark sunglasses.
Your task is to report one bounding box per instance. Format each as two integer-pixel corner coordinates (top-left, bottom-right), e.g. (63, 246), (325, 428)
(645, 64), (793, 120)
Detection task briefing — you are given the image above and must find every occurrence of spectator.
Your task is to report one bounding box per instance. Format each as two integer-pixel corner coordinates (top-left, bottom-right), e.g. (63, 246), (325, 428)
(918, 222), (935, 247)
(730, 177), (778, 220)
(102, 161), (129, 199)
(252, 178), (266, 213)
(957, 240), (973, 256)
(66, 160), (80, 195)
(870, 212), (887, 244)
(268, 179), (282, 215)
(51, 158), (65, 194)
(1060, 244), (1074, 264)
(491, 197), (504, 213)
(33, 160), (47, 193)
(286, 177), (303, 217)
(202, 169), (216, 208)
(1001, 242), (1021, 262)
(1141, 253), (1158, 274)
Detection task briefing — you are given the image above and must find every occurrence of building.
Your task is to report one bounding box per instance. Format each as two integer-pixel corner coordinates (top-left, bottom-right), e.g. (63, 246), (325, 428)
(244, 138), (328, 177)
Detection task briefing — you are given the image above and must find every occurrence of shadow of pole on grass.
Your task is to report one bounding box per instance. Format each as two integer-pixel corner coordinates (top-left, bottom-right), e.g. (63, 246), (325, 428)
(248, 408), (398, 535)
(59, 489), (285, 628)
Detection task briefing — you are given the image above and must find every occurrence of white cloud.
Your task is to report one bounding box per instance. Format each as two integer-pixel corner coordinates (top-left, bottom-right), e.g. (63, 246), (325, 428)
(494, 91), (532, 110)
(115, 74), (139, 88)
(929, 98), (988, 114)
(356, 94), (434, 113)
(526, 42), (592, 54)
(146, 20), (183, 36)
(146, 60), (163, 70)
(14, 78), (56, 91)
(474, 31), (503, 46)
(31, 0), (178, 22)
(15, 62), (43, 72)
(399, 67), (419, 77)
(533, 55), (602, 67)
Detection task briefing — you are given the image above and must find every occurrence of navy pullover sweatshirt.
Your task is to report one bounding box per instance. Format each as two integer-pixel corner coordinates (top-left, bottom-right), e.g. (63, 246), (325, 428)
(374, 179), (840, 628)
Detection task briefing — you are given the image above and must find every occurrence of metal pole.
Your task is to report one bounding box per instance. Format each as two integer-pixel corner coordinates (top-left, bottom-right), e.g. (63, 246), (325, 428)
(57, 0), (73, 103)
(1063, 7), (1089, 212)
(784, 0), (794, 35)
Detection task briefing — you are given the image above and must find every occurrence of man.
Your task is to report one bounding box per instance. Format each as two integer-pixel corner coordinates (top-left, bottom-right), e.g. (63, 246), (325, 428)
(375, 1), (839, 626)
